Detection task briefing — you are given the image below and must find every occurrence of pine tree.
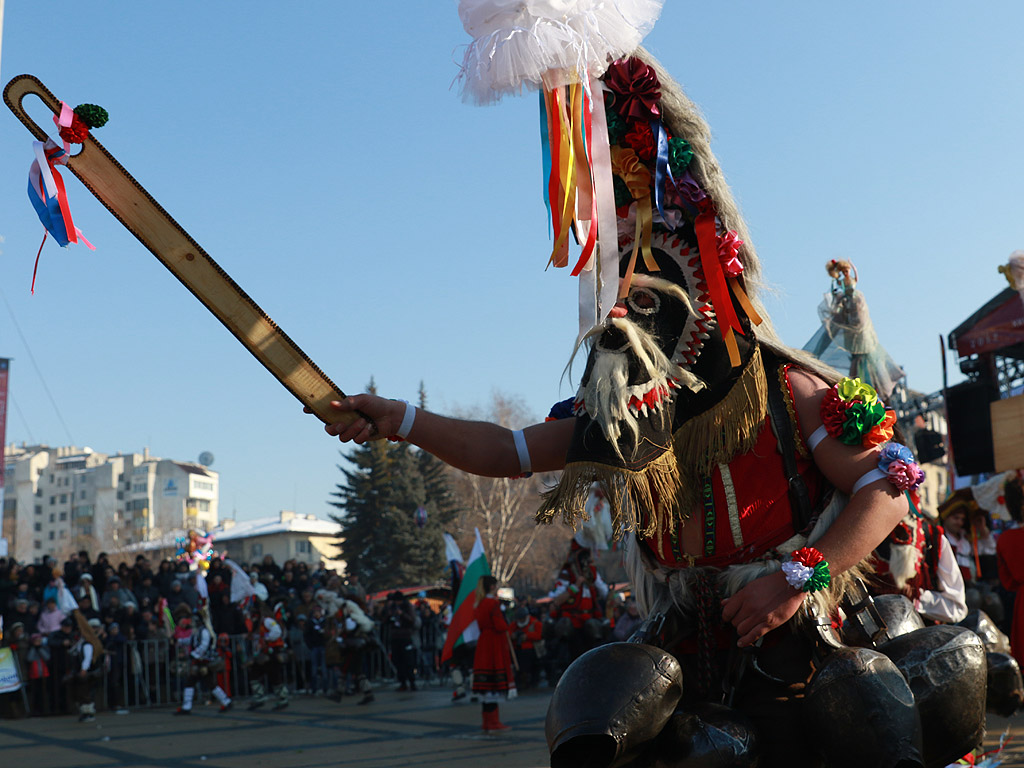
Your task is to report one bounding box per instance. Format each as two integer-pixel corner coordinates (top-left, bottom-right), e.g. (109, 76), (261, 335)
(327, 381), (461, 591)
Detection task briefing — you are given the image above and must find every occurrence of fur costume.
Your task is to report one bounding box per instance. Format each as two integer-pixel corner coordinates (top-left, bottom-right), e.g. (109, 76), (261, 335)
(315, 589), (373, 634)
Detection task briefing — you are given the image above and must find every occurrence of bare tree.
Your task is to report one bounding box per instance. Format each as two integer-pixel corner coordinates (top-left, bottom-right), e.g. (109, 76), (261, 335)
(448, 392), (572, 588)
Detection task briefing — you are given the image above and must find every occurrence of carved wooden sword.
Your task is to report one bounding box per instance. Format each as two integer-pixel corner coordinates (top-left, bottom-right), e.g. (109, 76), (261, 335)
(4, 75), (359, 428)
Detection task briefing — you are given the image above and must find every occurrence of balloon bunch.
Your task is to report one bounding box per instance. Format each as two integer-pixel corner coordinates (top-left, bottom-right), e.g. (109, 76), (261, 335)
(174, 529), (219, 571)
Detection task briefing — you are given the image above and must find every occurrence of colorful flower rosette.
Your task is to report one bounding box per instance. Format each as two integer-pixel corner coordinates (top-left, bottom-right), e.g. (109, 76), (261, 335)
(781, 546), (831, 593)
(877, 442), (925, 492)
(820, 377), (897, 448)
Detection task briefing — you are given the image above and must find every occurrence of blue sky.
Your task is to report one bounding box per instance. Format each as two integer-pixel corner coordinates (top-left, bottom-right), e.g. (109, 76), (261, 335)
(1, 2), (1021, 524)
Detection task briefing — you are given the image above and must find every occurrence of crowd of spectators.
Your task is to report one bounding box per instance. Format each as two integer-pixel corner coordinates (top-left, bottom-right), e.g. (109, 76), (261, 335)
(0, 548), (645, 718)
(0, 550), (451, 717)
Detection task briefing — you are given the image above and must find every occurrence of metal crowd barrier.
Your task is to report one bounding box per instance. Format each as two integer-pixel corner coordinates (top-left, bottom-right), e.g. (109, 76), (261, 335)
(7, 626), (415, 717)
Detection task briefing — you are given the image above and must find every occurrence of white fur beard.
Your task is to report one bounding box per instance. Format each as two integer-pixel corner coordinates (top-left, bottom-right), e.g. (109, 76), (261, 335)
(576, 317), (704, 455)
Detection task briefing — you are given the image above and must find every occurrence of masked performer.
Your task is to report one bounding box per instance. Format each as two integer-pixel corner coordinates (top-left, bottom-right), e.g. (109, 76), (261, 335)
(805, 259), (905, 400)
(311, 4), (978, 765)
(175, 609), (232, 714)
(317, 588), (376, 705)
(246, 604), (289, 710)
(68, 617), (104, 723)
(548, 541), (608, 663)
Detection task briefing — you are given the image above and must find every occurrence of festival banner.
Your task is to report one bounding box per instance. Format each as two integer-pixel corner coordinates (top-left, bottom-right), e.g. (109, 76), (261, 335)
(0, 359), (8, 518)
(440, 528), (488, 663)
(0, 647), (23, 693)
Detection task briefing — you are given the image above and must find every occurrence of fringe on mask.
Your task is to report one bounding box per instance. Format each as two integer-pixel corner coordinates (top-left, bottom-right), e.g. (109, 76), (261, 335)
(672, 344), (768, 513)
(538, 345), (768, 541)
(535, 448), (681, 539)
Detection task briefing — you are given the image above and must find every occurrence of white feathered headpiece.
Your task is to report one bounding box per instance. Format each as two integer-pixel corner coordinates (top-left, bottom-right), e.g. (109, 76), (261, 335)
(456, 0), (664, 104)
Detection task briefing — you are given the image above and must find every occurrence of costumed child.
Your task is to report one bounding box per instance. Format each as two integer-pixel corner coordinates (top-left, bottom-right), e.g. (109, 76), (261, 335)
(246, 603), (289, 710)
(68, 617), (104, 723)
(175, 608), (231, 714)
(510, 606), (544, 691)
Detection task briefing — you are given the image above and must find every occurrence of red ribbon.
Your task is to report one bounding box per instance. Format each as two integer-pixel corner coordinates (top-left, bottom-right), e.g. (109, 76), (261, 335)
(694, 204), (744, 366)
(571, 86), (599, 277)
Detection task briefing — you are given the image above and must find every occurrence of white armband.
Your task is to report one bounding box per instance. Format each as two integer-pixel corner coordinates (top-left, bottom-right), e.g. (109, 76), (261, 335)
(852, 468), (887, 495)
(513, 429), (531, 474)
(807, 424), (829, 452)
(396, 401), (416, 439)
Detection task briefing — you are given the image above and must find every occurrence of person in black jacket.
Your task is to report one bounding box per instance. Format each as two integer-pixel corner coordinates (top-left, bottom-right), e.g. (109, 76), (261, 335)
(386, 592), (419, 692)
(304, 603), (329, 695)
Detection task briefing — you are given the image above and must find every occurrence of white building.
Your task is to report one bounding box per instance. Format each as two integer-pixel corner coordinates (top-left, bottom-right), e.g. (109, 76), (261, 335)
(2, 444), (218, 562)
(211, 511), (343, 571)
(113, 510), (344, 573)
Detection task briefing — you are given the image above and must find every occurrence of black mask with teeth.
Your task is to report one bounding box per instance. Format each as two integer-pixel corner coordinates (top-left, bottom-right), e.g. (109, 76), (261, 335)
(539, 224), (761, 537)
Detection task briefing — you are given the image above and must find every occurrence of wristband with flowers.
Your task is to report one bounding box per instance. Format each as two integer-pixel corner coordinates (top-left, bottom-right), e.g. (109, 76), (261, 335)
(820, 377), (897, 448)
(877, 442), (926, 491)
(780, 547), (831, 593)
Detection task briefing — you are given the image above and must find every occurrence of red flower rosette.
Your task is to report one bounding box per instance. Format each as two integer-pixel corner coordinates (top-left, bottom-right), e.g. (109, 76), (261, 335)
(605, 57), (661, 121)
(623, 121), (656, 164)
(58, 114), (90, 144)
(820, 388), (850, 438)
(791, 547), (824, 568)
(717, 231), (744, 277)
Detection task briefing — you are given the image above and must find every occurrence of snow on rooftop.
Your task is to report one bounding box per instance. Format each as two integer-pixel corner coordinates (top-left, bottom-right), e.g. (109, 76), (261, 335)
(211, 512), (340, 541)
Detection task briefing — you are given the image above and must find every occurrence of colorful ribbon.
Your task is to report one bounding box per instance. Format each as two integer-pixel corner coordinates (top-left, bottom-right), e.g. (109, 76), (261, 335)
(27, 136), (95, 292)
(694, 203), (743, 366)
(589, 78), (620, 331)
(542, 79), (621, 339)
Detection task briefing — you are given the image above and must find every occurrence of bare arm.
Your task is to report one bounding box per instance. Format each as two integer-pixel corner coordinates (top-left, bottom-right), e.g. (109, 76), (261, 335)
(317, 394), (575, 477)
(721, 368), (908, 647)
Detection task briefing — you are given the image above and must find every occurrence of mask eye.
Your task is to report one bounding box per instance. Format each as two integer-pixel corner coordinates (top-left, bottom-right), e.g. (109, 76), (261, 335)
(627, 287), (660, 315)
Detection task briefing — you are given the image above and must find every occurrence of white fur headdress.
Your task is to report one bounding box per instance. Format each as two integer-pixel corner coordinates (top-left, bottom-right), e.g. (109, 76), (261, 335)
(456, 0), (664, 104)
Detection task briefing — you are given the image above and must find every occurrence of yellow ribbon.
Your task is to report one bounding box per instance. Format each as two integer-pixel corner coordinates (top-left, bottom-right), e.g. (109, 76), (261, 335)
(547, 84), (579, 269)
(728, 277), (763, 327)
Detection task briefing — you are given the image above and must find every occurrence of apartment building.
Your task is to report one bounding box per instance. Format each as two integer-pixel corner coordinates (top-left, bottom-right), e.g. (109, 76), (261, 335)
(2, 444), (218, 562)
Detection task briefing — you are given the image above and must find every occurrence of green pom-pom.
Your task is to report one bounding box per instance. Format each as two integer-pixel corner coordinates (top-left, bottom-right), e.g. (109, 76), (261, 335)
(668, 137), (693, 175)
(606, 105), (628, 145)
(74, 104), (109, 129)
(802, 561), (831, 593)
(839, 401), (887, 446)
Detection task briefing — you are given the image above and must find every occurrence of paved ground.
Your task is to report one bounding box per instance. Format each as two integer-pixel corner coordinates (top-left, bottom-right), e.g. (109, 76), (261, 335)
(0, 687), (551, 768)
(3, 687), (1024, 768)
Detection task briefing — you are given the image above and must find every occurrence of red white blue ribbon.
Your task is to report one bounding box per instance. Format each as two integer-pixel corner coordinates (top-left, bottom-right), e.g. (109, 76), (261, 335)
(26, 133), (94, 292)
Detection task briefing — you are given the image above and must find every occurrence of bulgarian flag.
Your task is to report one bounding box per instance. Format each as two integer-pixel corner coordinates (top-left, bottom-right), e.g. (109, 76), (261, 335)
(440, 528), (489, 663)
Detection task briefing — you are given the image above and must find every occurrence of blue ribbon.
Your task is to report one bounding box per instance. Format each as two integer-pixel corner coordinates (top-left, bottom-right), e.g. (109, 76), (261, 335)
(27, 171), (71, 247)
(653, 119), (669, 222)
(539, 90), (552, 238)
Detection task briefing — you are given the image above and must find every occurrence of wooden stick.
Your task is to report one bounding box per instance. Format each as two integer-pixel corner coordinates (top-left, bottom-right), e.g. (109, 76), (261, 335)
(3, 75), (360, 428)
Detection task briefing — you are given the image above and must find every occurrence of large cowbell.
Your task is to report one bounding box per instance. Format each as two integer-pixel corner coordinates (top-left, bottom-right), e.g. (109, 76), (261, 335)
(547, 643), (682, 768)
(957, 610), (1024, 716)
(985, 651), (1024, 718)
(878, 625), (987, 768)
(640, 702), (759, 768)
(960, 609), (1012, 655)
(842, 593), (925, 648)
(804, 646), (924, 768)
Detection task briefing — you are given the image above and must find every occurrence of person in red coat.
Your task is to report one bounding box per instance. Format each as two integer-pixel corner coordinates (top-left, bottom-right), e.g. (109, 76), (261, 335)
(471, 575), (515, 731)
(997, 484), (1024, 668)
